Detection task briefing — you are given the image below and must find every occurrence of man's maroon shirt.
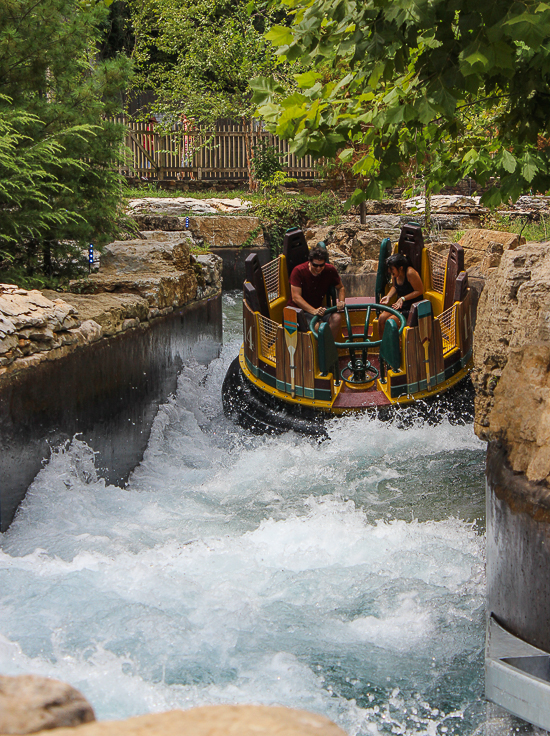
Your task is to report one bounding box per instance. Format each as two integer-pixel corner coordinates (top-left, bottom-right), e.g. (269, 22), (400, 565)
(288, 262), (341, 310)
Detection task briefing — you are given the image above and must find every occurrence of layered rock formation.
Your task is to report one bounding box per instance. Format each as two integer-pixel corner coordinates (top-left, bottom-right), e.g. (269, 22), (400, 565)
(472, 243), (550, 483)
(0, 235), (222, 384)
(132, 215), (264, 250)
(0, 675), (95, 733)
(127, 197), (251, 216)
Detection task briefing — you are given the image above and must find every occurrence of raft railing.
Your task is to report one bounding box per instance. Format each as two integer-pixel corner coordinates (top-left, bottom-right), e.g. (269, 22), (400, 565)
(427, 249), (447, 294)
(438, 304), (458, 354)
(258, 313), (279, 363)
(261, 258), (281, 304)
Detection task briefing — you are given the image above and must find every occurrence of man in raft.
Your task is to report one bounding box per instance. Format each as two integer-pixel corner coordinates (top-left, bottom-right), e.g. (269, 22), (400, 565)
(288, 244), (346, 339)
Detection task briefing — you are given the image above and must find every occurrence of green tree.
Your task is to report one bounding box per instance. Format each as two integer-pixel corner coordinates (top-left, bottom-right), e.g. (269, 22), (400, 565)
(0, 0), (131, 285)
(252, 1), (550, 207)
(130, 0), (290, 185)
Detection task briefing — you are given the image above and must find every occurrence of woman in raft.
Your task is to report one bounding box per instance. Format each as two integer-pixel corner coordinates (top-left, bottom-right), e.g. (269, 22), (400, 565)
(378, 253), (424, 337)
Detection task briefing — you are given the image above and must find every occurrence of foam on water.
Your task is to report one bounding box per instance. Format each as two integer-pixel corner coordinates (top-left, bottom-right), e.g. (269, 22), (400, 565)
(0, 293), (487, 736)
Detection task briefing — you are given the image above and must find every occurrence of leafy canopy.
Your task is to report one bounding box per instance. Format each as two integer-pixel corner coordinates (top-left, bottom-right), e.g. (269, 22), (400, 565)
(252, 0), (550, 205)
(131, 0), (287, 126)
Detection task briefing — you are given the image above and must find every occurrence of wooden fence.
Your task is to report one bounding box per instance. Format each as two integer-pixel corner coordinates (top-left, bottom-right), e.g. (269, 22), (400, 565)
(113, 117), (319, 181)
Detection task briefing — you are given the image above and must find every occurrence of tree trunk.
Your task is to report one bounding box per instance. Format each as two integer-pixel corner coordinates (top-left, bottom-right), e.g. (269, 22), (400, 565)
(243, 118), (257, 192)
(424, 180), (432, 234)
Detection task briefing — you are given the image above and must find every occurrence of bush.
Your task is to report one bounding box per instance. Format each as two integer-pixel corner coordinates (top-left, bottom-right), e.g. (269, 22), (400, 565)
(252, 192), (343, 257)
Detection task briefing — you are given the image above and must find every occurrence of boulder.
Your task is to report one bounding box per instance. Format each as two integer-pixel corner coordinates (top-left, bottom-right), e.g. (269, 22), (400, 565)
(187, 216), (263, 248)
(472, 243), (550, 483)
(350, 231), (381, 263)
(404, 194), (484, 213)
(0, 674), (94, 734)
(71, 237), (199, 309)
(46, 293), (150, 337)
(26, 706), (346, 736)
(0, 285), (80, 367)
(458, 229), (525, 274)
(194, 253), (223, 300)
(98, 236), (194, 274)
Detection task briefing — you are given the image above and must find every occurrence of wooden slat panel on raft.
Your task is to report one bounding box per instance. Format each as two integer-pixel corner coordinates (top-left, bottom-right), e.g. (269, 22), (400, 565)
(430, 319), (445, 381)
(405, 327), (427, 391)
(405, 329), (420, 389)
(294, 332), (304, 397)
(243, 302), (258, 370)
(276, 325), (286, 389)
(443, 244), (465, 311)
(301, 333), (315, 396)
(457, 291), (473, 358)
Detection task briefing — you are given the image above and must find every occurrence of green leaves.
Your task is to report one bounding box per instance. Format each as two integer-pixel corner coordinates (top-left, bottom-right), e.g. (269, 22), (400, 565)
(256, 0), (550, 207)
(265, 25), (294, 46)
(0, 0), (130, 281)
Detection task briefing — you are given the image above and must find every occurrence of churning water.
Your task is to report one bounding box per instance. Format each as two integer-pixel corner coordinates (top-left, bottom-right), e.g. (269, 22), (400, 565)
(0, 292), (488, 736)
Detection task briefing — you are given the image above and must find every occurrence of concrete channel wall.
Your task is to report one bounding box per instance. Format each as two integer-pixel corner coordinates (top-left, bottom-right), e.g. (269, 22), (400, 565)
(486, 442), (550, 652)
(0, 296), (222, 532)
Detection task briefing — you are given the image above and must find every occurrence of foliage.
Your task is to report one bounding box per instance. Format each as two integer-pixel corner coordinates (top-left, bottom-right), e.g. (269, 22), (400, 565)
(250, 139), (285, 181)
(0, 0), (131, 285)
(252, 1), (550, 207)
(130, 0), (287, 127)
(481, 212), (550, 242)
(250, 139), (297, 191)
(253, 191), (342, 255)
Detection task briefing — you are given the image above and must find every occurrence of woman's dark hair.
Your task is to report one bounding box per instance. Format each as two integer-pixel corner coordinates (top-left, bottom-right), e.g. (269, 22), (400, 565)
(309, 245), (329, 263)
(385, 253), (409, 271)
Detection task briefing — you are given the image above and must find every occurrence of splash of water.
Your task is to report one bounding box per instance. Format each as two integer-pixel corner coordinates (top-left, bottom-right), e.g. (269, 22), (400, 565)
(0, 293), (487, 736)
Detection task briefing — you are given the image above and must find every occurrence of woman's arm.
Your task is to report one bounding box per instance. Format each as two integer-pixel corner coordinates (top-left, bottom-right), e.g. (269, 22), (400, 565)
(380, 284), (397, 305)
(393, 268), (423, 309)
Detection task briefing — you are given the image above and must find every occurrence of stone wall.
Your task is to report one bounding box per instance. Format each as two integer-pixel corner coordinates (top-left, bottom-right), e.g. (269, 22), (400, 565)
(471, 242), (550, 480)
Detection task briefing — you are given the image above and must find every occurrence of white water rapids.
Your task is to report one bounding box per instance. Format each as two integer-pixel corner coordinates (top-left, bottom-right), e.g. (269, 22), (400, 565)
(0, 292), (489, 736)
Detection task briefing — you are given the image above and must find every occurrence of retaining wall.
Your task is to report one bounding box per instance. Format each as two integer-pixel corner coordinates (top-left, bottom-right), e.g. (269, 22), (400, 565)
(0, 296), (222, 531)
(486, 441), (550, 652)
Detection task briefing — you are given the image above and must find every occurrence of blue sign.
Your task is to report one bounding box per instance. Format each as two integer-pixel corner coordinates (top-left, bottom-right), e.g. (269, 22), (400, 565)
(88, 244), (94, 264)
(185, 217), (189, 229)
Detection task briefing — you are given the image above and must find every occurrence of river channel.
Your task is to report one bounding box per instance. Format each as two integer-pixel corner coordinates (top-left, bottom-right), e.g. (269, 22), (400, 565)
(0, 292), (490, 736)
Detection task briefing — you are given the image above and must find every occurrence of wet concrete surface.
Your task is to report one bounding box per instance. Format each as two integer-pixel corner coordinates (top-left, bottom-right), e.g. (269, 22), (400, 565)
(486, 441), (550, 653)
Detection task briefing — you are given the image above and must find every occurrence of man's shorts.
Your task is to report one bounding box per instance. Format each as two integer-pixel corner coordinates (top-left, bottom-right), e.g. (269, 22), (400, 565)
(303, 312), (331, 330)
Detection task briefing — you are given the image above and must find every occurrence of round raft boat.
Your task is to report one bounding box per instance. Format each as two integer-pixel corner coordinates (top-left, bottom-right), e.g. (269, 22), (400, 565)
(223, 223), (474, 436)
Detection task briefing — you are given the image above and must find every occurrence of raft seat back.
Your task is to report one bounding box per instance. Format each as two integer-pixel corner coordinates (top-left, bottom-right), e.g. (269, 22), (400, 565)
(406, 301), (420, 328)
(317, 321), (339, 377)
(380, 318), (401, 373)
(454, 270), (469, 303)
(397, 223), (424, 275)
(296, 309), (311, 333)
(243, 282), (262, 314)
(245, 253), (270, 318)
(443, 244), (465, 311)
(283, 228), (309, 278)
(375, 237), (393, 302)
